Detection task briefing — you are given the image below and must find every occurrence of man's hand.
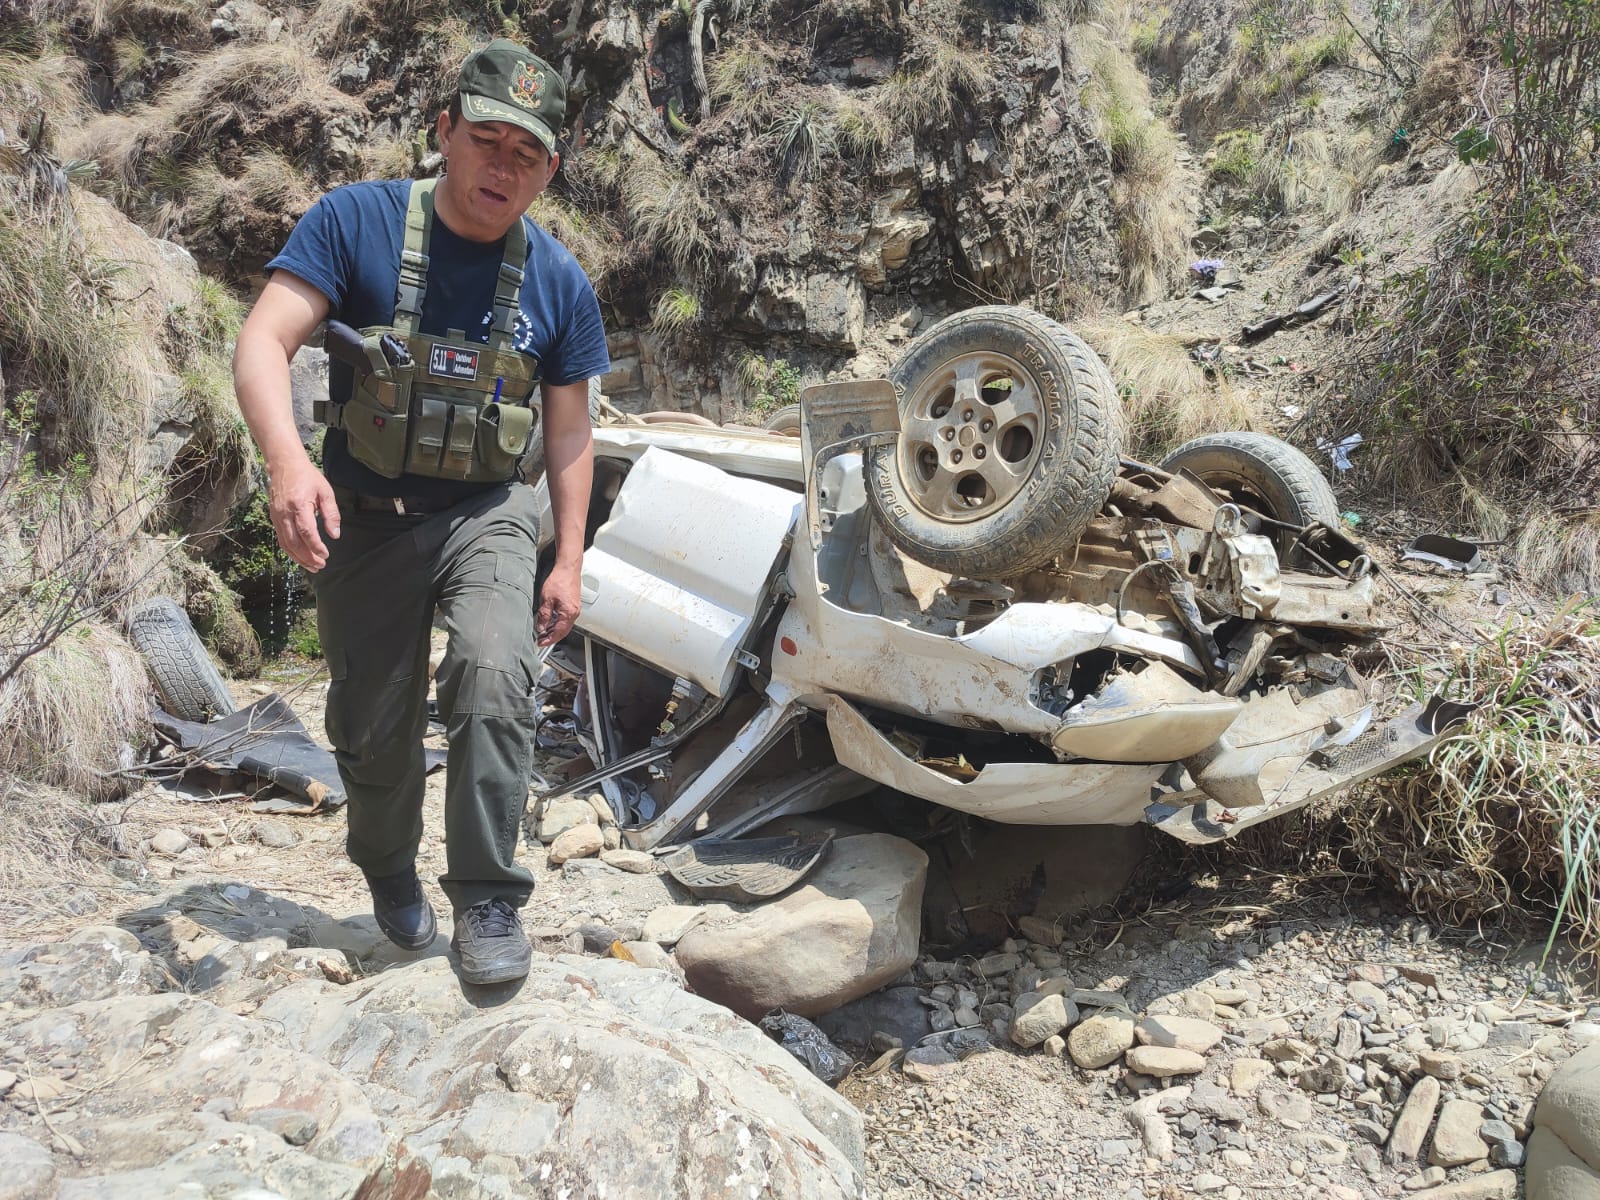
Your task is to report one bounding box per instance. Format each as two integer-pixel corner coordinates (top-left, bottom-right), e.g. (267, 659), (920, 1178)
(268, 454), (341, 572)
(536, 559), (581, 646)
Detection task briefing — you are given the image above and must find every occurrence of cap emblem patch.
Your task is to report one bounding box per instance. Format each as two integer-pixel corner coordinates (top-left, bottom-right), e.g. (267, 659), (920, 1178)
(511, 62), (545, 110)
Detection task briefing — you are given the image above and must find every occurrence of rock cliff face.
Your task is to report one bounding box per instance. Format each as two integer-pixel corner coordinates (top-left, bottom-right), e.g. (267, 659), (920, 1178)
(65, 0), (1131, 419)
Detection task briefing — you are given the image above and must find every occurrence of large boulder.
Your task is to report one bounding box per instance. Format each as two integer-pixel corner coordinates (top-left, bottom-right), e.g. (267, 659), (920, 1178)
(0, 944), (865, 1199)
(675, 832), (927, 1019)
(1530, 1043), (1600, 1199)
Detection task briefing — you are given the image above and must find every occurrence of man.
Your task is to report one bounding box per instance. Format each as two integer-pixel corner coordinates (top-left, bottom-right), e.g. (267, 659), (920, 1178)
(234, 39), (607, 986)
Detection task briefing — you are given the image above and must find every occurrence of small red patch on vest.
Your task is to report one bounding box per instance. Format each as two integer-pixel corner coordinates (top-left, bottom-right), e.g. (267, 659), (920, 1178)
(780, 636), (798, 656)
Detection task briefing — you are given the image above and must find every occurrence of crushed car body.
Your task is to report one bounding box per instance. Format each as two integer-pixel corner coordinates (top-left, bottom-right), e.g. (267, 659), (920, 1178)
(529, 307), (1468, 853)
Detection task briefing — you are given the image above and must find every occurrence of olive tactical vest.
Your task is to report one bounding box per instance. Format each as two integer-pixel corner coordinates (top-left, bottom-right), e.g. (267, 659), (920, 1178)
(316, 178), (542, 482)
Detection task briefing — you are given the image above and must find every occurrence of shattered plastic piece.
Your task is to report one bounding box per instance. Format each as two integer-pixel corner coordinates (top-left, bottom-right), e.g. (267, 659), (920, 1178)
(1316, 433), (1363, 471)
(1401, 534), (1483, 573)
(1190, 258), (1225, 285)
(759, 1011), (854, 1085)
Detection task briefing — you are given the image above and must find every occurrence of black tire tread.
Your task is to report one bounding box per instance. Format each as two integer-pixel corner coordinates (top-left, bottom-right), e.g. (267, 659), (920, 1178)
(761, 404), (802, 435)
(1160, 431), (1338, 528)
(128, 596), (237, 722)
(867, 306), (1122, 578)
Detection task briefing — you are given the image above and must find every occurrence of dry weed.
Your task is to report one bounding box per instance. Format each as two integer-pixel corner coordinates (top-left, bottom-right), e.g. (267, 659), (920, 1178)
(706, 37), (783, 126)
(1346, 604), (1600, 961)
(0, 781), (124, 940)
(617, 149), (715, 275)
(1078, 24), (1189, 304)
(883, 3), (987, 131)
(1080, 318), (1256, 455)
(0, 619), (150, 802)
(528, 193), (624, 289)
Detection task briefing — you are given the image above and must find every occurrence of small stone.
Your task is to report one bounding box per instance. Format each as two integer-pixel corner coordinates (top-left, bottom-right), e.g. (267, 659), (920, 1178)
(1335, 1018), (1363, 1060)
(1349, 964), (1386, 984)
(1396, 963), (1439, 987)
(1387, 1075), (1442, 1163)
(1125, 1046), (1204, 1078)
(1220, 1149), (1251, 1169)
(1257, 1088), (1314, 1127)
(1017, 915), (1063, 945)
(252, 819), (298, 848)
(536, 797), (595, 841)
(1193, 1173), (1228, 1193)
(549, 823), (604, 864)
(1204, 987), (1251, 1006)
(640, 905), (710, 945)
(1174, 990), (1217, 1020)
(598, 848), (654, 873)
(1231, 1058), (1274, 1095)
(1134, 1015), (1223, 1054)
(1043, 1034), (1066, 1056)
(1404, 1167), (1447, 1190)
(1069, 1013), (1137, 1069)
(1407, 1170), (1517, 1199)
(1262, 1037), (1315, 1062)
(1350, 1119), (1389, 1145)
(1419, 1050), (1464, 1080)
(150, 827), (190, 857)
(246, 1108), (319, 1146)
(954, 1005), (981, 1028)
(1010, 991), (1078, 1048)
(975, 952), (1021, 977)
(1295, 1132), (1348, 1165)
(602, 825), (623, 850)
(1428, 1099), (1488, 1166)
(903, 1047), (960, 1082)
(1486, 1138), (1524, 1168)
(1347, 980), (1388, 1013)
(1478, 1119), (1516, 1144)
(0, 1069), (14, 1096)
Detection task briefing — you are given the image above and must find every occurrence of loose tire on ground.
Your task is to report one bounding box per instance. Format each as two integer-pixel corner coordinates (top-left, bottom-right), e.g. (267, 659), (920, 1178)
(864, 305), (1122, 578)
(128, 596), (237, 722)
(1159, 431), (1339, 563)
(761, 404), (802, 436)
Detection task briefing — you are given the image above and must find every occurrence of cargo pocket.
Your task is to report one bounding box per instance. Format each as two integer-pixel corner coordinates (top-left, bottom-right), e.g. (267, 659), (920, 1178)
(406, 395), (450, 475)
(472, 403), (535, 481)
(342, 384), (409, 478)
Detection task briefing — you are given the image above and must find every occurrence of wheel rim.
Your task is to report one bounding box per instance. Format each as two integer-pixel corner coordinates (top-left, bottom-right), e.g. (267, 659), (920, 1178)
(895, 350), (1045, 524)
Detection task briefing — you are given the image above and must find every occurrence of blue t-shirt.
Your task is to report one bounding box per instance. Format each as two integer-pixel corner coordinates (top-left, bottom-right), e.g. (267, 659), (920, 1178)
(266, 178), (610, 502)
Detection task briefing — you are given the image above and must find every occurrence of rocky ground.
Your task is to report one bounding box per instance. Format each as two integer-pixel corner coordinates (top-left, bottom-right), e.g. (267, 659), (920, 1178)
(1, 659), (1596, 1199)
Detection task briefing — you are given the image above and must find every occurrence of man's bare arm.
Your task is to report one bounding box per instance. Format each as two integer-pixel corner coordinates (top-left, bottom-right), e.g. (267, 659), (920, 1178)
(535, 379), (595, 645)
(234, 273), (338, 572)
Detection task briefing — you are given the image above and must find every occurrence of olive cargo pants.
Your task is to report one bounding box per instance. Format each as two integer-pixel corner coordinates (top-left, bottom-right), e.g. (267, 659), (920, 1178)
(313, 483), (544, 914)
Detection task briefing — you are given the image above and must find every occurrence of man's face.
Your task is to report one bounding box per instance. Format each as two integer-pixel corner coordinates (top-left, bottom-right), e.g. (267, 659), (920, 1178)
(435, 113), (559, 242)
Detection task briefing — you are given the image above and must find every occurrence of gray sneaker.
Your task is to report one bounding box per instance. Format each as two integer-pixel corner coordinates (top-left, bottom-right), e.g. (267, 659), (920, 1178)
(451, 898), (532, 985)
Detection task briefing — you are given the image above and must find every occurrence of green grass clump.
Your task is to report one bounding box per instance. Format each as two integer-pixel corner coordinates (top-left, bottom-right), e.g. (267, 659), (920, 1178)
(651, 287), (701, 334)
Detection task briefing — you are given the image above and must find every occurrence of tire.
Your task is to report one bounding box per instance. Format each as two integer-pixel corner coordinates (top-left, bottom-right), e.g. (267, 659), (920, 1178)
(761, 404), (801, 436)
(864, 305), (1122, 578)
(128, 596), (237, 722)
(1159, 431), (1339, 561)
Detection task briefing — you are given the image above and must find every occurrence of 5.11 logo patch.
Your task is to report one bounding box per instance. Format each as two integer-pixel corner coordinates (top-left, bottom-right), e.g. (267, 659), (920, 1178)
(428, 345), (480, 380)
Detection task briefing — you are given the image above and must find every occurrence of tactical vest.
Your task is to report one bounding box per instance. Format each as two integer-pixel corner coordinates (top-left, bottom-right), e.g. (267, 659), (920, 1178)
(316, 178), (541, 482)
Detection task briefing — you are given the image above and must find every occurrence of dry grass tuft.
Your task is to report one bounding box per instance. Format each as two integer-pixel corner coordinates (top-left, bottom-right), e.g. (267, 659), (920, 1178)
(1078, 24), (1189, 304)
(836, 90), (893, 161)
(706, 37), (784, 126)
(614, 148), (716, 276)
(528, 193), (625, 292)
(883, 8), (987, 130)
(0, 619), (150, 802)
(1080, 318), (1256, 455)
(1213, 126), (1376, 218)
(1345, 604), (1600, 961)
(0, 780), (125, 940)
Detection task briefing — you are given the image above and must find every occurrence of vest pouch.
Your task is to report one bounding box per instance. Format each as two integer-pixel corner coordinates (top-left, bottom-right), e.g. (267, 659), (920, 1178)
(406, 395), (451, 475)
(342, 378), (410, 478)
(442, 402), (477, 478)
(474, 403), (535, 479)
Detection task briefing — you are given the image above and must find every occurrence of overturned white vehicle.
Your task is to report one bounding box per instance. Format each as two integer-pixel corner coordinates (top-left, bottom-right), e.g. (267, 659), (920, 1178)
(532, 306), (1463, 853)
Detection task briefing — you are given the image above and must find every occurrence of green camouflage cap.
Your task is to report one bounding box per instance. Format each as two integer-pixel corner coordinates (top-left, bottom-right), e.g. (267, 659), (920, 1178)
(456, 38), (564, 153)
